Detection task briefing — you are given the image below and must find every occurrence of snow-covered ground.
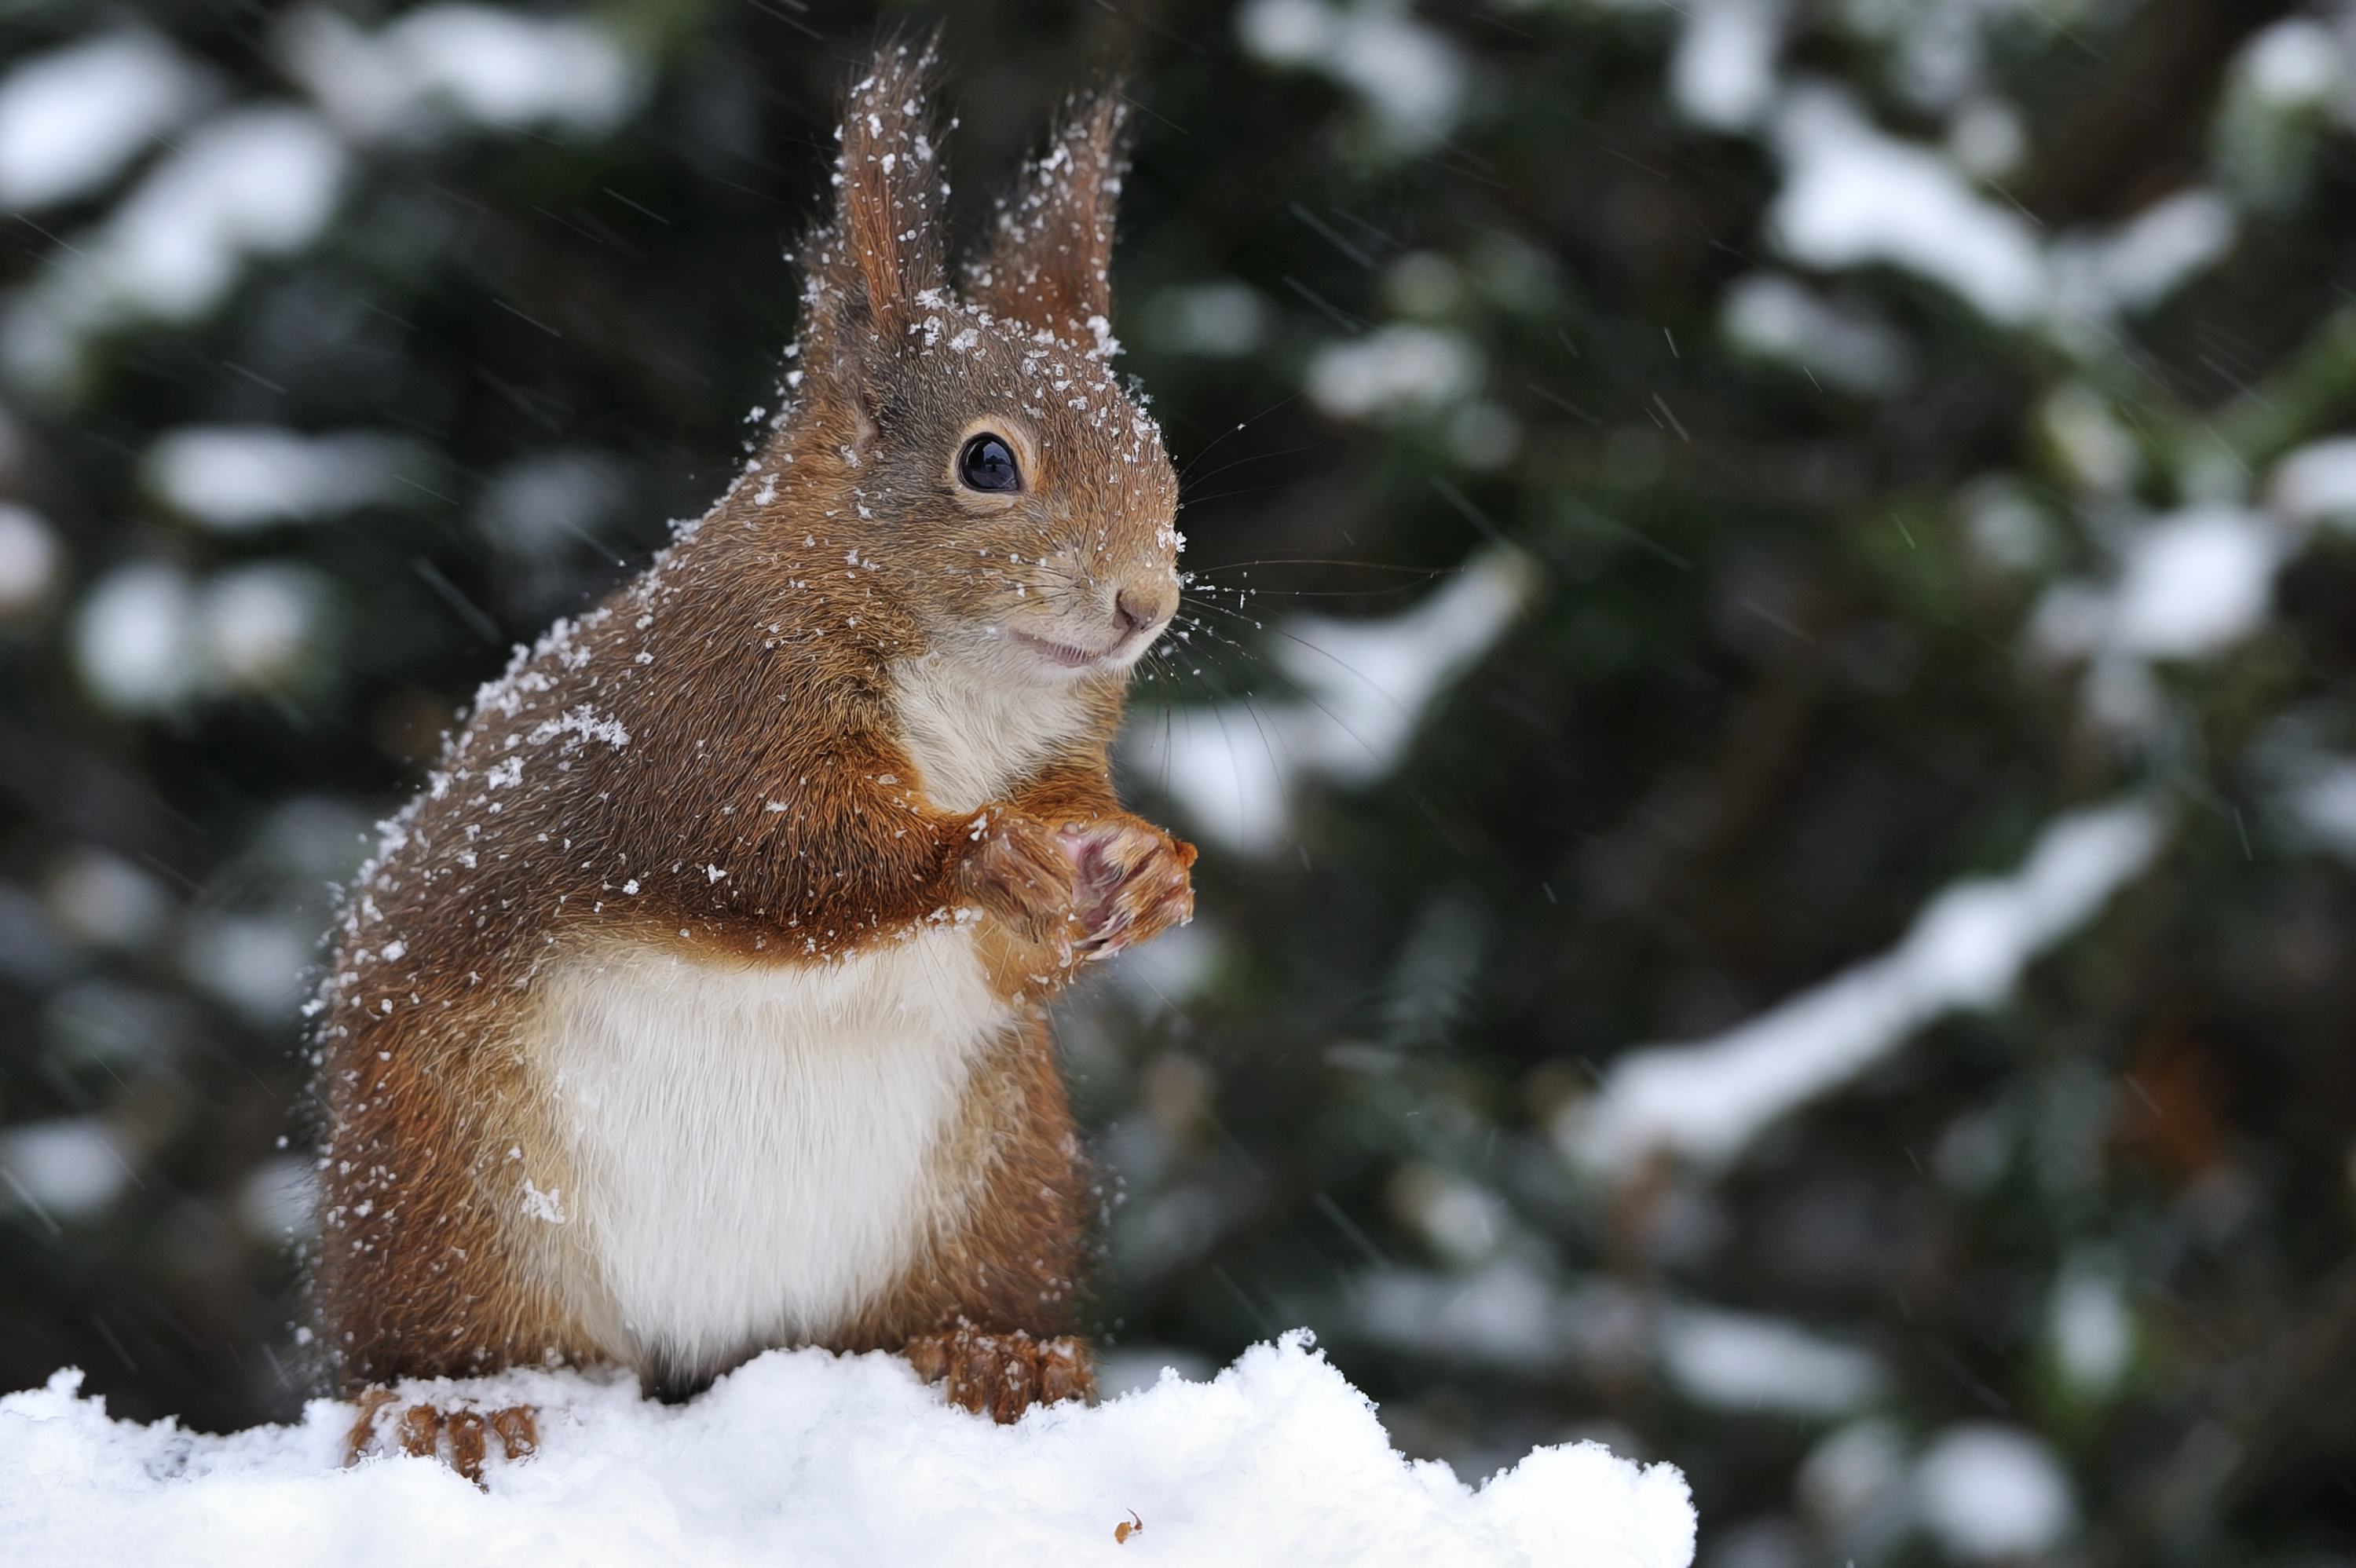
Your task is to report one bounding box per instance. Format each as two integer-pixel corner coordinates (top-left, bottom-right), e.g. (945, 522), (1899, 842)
(2, 1333), (1694, 1568)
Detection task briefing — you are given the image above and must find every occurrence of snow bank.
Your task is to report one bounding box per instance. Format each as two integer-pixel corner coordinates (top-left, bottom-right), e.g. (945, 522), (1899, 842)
(0, 1333), (1694, 1568)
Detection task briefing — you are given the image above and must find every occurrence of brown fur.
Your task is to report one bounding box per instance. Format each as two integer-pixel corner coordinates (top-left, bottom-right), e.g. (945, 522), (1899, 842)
(308, 42), (1189, 1424)
(346, 1391), (538, 1487)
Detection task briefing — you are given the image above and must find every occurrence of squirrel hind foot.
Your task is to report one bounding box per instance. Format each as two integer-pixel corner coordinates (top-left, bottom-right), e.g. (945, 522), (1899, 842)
(903, 1328), (1095, 1424)
(343, 1390), (539, 1487)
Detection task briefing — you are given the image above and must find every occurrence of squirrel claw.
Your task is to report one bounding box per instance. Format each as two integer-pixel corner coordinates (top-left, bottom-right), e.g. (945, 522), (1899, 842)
(903, 1328), (1094, 1424)
(1066, 821), (1194, 957)
(345, 1390), (538, 1487)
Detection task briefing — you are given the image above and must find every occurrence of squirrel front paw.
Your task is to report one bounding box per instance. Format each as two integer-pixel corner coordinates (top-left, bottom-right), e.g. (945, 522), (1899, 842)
(956, 806), (1079, 956)
(1063, 820), (1196, 959)
(904, 1328), (1094, 1423)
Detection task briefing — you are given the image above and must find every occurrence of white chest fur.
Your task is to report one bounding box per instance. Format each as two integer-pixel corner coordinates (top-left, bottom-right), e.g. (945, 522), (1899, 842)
(525, 927), (1008, 1376)
(890, 650), (1092, 813)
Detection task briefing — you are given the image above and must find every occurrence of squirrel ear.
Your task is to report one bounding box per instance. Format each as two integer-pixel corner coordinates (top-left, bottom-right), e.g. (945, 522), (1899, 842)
(796, 36), (949, 418)
(966, 86), (1131, 343)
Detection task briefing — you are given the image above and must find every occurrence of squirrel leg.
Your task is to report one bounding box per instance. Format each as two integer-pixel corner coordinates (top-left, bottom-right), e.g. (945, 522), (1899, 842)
(859, 1012), (1096, 1422)
(903, 1328), (1096, 1423)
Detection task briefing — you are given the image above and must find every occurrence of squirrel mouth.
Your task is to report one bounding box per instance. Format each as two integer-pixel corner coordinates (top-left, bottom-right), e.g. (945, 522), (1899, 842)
(1011, 629), (1122, 670)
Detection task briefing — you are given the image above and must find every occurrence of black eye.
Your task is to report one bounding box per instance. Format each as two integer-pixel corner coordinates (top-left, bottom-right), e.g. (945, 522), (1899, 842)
(957, 433), (1022, 493)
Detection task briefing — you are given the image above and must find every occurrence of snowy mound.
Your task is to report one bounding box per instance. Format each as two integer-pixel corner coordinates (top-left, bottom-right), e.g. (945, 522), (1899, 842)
(2, 1332), (1692, 1567)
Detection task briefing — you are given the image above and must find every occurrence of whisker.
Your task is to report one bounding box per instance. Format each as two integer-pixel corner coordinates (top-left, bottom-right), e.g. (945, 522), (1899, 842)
(1175, 598), (1451, 791)
(1165, 621), (1298, 843)
(1185, 579), (1436, 602)
(1179, 595), (1421, 733)
(1171, 608), (1478, 861)
(1171, 483), (1283, 510)
(1187, 557), (1460, 576)
(1173, 391), (1304, 481)
(1174, 438), (1326, 492)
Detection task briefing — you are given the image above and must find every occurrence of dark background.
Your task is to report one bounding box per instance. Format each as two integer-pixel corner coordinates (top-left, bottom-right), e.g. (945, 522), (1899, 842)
(5, 1), (2356, 1563)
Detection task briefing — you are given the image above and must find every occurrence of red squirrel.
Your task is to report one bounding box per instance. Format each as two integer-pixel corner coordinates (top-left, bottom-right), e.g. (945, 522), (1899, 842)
(310, 42), (1196, 1478)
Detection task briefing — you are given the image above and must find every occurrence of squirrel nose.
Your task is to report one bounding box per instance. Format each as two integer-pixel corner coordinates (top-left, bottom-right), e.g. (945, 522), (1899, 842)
(1114, 582), (1175, 637)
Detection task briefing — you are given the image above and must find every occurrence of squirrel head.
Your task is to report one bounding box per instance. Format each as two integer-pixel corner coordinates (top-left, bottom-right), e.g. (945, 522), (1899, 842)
(770, 40), (1180, 689)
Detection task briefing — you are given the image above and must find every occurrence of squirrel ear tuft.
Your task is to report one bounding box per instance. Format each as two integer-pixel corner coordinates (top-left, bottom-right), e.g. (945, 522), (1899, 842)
(966, 86), (1131, 342)
(832, 35), (947, 320)
(798, 34), (949, 409)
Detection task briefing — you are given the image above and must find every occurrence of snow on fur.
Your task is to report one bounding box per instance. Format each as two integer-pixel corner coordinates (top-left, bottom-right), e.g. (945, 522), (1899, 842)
(2, 1333), (1693, 1568)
